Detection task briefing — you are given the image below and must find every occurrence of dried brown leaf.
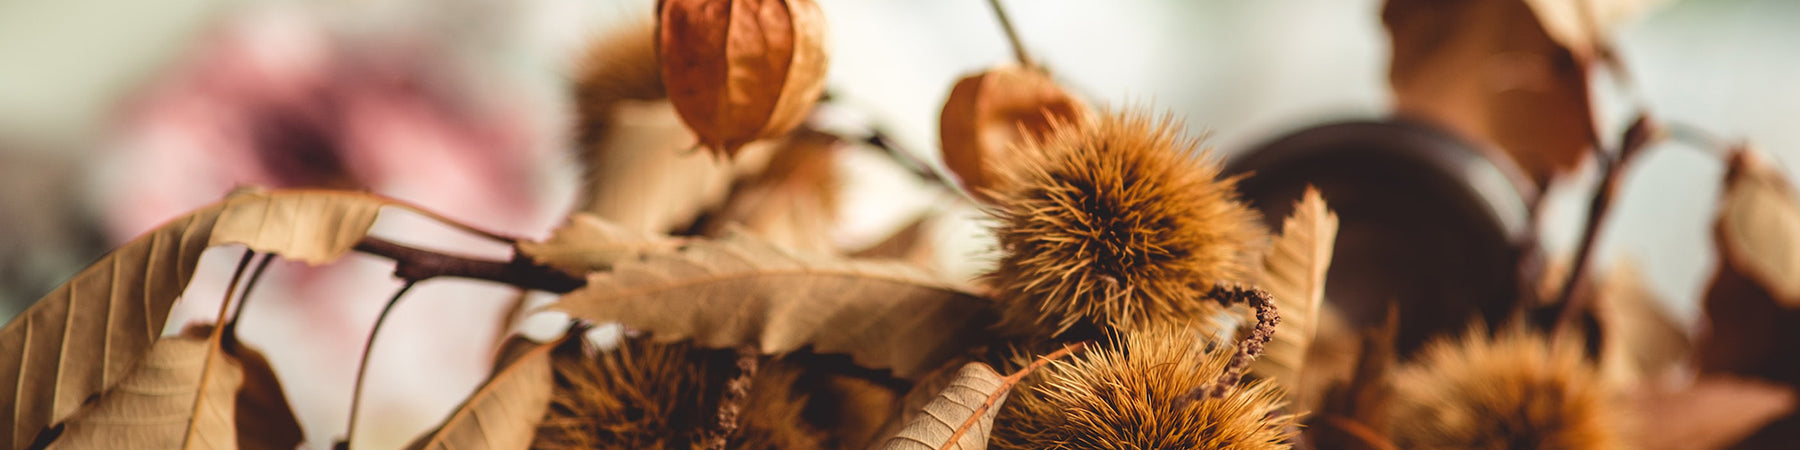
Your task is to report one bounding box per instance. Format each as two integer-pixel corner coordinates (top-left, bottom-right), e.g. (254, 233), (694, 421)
(851, 214), (936, 267)
(1250, 187), (1337, 394)
(577, 100), (744, 234)
(230, 338), (303, 450)
(658, 0), (829, 157)
(1384, 0), (1597, 185)
(1520, 0), (1670, 58)
(550, 230), (995, 379)
(690, 128), (840, 253)
(1716, 149), (1800, 305)
(1592, 262), (1690, 386)
(518, 213), (671, 276)
(939, 65), (1084, 198)
(42, 331), (240, 449)
(0, 189), (386, 450)
(406, 335), (563, 450)
(876, 363), (1006, 450)
(1631, 376), (1796, 450)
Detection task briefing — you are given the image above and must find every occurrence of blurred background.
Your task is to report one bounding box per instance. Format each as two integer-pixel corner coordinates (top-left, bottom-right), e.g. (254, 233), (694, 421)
(0, 0), (1796, 447)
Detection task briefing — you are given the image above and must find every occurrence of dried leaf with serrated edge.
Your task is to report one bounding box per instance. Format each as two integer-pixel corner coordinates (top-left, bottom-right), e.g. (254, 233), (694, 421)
(1250, 187), (1337, 399)
(940, 65), (1084, 198)
(43, 326), (240, 450)
(43, 323), (300, 450)
(1716, 149), (1800, 304)
(0, 189), (387, 450)
(658, 0), (828, 158)
(550, 229), (994, 379)
(877, 363), (1006, 450)
(1384, 0), (1596, 185)
(405, 334), (563, 450)
(518, 213), (671, 276)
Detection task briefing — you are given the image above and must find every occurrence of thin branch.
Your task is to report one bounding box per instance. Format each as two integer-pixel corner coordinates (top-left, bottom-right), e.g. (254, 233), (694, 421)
(986, 0), (1036, 69)
(224, 254), (275, 339)
(939, 342), (1088, 450)
(344, 281), (418, 449)
(352, 237), (584, 293)
(1542, 115), (1659, 340)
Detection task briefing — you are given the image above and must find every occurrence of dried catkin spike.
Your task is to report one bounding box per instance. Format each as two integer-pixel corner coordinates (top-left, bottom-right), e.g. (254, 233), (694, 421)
(939, 65), (1086, 198)
(986, 109), (1266, 338)
(992, 325), (1296, 449)
(1390, 327), (1622, 450)
(658, 0), (828, 158)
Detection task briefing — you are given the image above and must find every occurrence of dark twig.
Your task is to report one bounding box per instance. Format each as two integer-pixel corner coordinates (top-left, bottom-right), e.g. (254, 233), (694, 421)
(224, 254), (275, 340)
(1199, 284), (1280, 399)
(344, 280), (417, 449)
(1540, 115), (1659, 341)
(703, 346), (762, 450)
(352, 237), (584, 293)
(986, 0), (1036, 69)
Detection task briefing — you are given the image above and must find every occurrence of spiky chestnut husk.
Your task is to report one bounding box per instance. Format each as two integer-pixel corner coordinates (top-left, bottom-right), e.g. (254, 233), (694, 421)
(1390, 327), (1622, 450)
(985, 109), (1266, 338)
(531, 337), (826, 449)
(992, 325), (1297, 449)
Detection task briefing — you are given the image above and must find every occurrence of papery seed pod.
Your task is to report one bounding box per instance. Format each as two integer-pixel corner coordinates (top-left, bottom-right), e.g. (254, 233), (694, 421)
(986, 108), (1266, 338)
(658, 0), (828, 158)
(939, 65), (1086, 198)
(992, 325), (1296, 449)
(1390, 327), (1622, 450)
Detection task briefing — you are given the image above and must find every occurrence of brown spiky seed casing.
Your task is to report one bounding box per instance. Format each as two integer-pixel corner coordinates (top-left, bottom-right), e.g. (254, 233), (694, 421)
(532, 337), (827, 449)
(986, 109), (1265, 337)
(1390, 328), (1621, 450)
(992, 326), (1296, 449)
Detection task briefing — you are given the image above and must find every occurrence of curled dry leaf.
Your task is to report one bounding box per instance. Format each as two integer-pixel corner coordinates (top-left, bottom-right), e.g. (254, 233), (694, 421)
(549, 229), (995, 379)
(689, 127), (841, 253)
(1249, 187), (1338, 397)
(658, 0), (829, 158)
(939, 65), (1084, 198)
(0, 189), (386, 450)
(1695, 149), (1800, 446)
(518, 213), (672, 276)
(1383, 0), (1597, 185)
(577, 100), (744, 234)
(405, 335), (563, 450)
(876, 363), (1007, 450)
(1715, 149), (1800, 305)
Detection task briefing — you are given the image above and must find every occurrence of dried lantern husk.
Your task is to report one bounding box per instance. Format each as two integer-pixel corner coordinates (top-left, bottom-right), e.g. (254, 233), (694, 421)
(657, 0), (829, 158)
(939, 65), (1085, 199)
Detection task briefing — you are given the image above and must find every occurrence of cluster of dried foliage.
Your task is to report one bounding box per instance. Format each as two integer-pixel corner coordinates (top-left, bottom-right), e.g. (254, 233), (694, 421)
(5, 0), (1800, 449)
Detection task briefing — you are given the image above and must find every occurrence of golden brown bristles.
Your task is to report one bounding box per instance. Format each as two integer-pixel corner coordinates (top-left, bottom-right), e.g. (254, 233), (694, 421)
(1390, 327), (1622, 450)
(535, 337), (709, 449)
(531, 337), (829, 449)
(992, 326), (1297, 449)
(986, 109), (1266, 337)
